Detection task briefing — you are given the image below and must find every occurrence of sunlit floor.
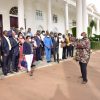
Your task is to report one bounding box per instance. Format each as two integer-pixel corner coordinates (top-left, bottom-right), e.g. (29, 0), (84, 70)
(0, 51), (100, 100)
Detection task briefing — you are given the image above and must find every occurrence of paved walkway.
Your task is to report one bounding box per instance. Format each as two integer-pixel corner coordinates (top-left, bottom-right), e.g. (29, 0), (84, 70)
(0, 51), (100, 100)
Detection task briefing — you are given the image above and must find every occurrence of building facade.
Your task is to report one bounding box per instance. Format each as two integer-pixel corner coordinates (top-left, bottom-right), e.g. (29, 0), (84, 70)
(0, 0), (100, 38)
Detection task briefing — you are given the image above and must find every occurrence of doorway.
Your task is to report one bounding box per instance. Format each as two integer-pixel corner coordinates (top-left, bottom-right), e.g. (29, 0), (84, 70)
(0, 14), (3, 37)
(10, 16), (18, 28)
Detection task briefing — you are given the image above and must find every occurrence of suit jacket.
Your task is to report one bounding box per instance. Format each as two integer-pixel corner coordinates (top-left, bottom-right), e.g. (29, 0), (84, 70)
(23, 42), (32, 55)
(1, 36), (10, 55)
(9, 37), (19, 56)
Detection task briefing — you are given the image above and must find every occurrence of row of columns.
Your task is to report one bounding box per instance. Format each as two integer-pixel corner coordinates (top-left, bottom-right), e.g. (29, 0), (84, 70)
(76, 0), (100, 37)
(64, 0), (88, 38)
(18, 0), (53, 32)
(18, 0), (99, 38)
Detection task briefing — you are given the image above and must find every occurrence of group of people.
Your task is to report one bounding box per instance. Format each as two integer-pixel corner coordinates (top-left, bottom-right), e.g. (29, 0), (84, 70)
(0, 27), (91, 84)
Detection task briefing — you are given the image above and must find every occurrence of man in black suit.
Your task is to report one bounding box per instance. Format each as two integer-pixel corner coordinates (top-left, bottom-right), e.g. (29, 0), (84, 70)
(0, 37), (2, 68)
(9, 31), (19, 72)
(1, 30), (12, 75)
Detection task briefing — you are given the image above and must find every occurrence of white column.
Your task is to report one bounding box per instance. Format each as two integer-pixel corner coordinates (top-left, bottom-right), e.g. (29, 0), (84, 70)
(24, 0), (33, 30)
(48, 0), (52, 32)
(76, 0), (83, 38)
(65, 2), (69, 33)
(97, 19), (100, 35)
(82, 0), (88, 33)
(18, 0), (25, 29)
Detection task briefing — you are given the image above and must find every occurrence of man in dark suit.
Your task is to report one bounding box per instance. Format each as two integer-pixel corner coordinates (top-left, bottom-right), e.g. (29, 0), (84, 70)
(0, 37), (2, 68)
(1, 30), (12, 75)
(9, 31), (19, 72)
(35, 32), (42, 61)
(51, 33), (59, 63)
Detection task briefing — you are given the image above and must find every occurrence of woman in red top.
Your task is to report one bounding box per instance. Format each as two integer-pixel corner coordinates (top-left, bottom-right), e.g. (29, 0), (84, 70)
(18, 33), (25, 70)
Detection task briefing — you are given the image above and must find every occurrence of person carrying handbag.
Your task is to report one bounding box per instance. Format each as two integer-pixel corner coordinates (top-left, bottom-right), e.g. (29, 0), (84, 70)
(23, 36), (33, 76)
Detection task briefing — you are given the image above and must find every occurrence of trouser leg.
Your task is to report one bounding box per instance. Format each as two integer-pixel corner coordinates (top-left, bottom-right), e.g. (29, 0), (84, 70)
(63, 47), (66, 59)
(79, 62), (87, 81)
(45, 48), (48, 62)
(12, 54), (19, 72)
(67, 46), (70, 57)
(48, 49), (51, 62)
(79, 62), (83, 77)
(53, 48), (56, 61)
(25, 54), (33, 72)
(82, 63), (87, 81)
(7, 51), (12, 73)
(2, 55), (8, 75)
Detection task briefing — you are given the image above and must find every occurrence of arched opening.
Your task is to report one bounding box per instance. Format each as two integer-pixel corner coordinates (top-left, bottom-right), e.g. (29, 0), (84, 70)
(9, 7), (18, 28)
(9, 7), (18, 15)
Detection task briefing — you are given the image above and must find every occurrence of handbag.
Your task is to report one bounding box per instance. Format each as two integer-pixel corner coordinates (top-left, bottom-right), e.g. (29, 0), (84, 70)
(21, 57), (27, 68)
(61, 43), (66, 48)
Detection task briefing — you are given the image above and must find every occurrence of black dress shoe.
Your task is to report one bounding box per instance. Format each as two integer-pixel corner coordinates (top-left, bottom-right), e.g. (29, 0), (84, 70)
(31, 65), (36, 68)
(39, 59), (42, 61)
(4, 73), (7, 76)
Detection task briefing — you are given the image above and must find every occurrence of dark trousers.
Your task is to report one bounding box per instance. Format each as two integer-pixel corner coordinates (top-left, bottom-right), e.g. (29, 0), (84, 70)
(52, 47), (59, 63)
(79, 62), (87, 81)
(36, 47), (42, 61)
(0, 56), (2, 68)
(2, 54), (11, 75)
(67, 45), (71, 57)
(70, 45), (74, 57)
(12, 54), (19, 72)
(63, 47), (67, 59)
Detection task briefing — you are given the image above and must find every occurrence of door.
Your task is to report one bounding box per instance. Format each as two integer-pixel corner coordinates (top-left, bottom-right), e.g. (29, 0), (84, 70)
(10, 16), (18, 28)
(0, 15), (3, 37)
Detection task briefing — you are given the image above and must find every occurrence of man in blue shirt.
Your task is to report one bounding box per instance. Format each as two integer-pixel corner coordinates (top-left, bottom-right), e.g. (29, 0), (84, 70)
(44, 31), (53, 63)
(27, 28), (33, 37)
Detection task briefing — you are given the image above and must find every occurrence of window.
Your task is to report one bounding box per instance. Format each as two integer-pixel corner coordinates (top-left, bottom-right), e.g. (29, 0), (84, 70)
(35, 10), (43, 20)
(9, 7), (18, 15)
(72, 20), (76, 26)
(53, 14), (58, 23)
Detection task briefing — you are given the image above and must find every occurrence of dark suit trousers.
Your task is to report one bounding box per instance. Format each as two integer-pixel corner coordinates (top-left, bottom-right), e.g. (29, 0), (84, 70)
(63, 47), (67, 59)
(79, 62), (87, 81)
(2, 54), (10, 75)
(36, 47), (41, 61)
(67, 45), (71, 57)
(12, 54), (19, 72)
(52, 47), (59, 63)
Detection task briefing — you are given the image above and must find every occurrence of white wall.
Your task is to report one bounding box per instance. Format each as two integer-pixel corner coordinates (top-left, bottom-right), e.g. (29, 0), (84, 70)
(0, 0), (77, 35)
(24, 0), (48, 34)
(0, 0), (17, 31)
(24, 0), (65, 34)
(52, 6), (65, 34)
